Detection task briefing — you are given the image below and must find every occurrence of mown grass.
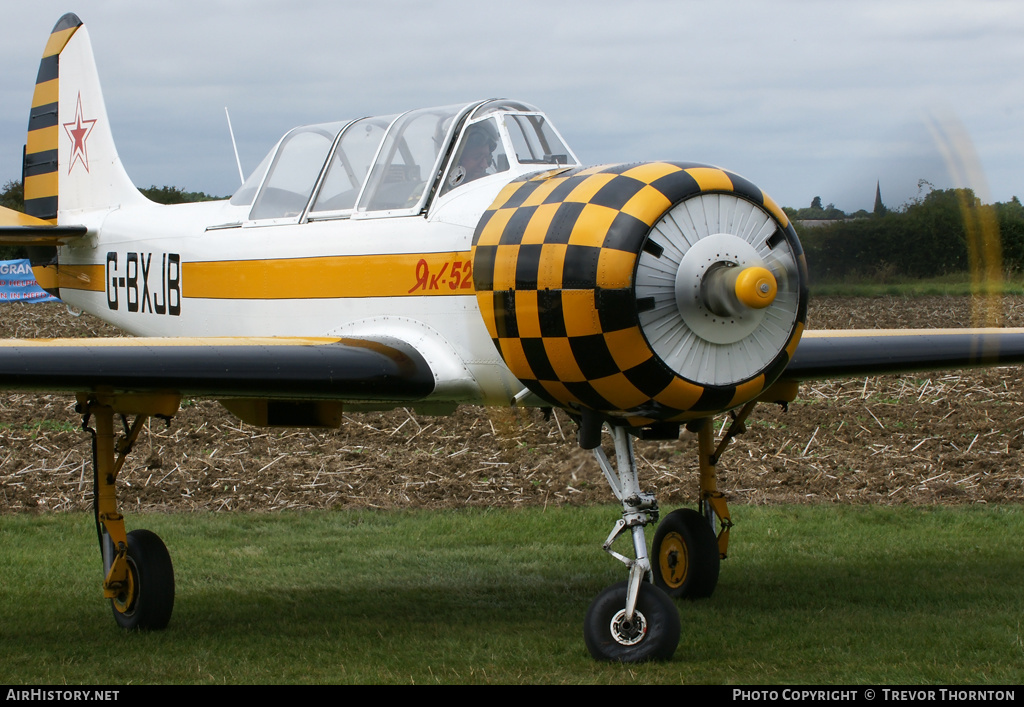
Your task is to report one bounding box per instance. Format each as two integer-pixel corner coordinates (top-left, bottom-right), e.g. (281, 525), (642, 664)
(808, 273), (1024, 298)
(1, 505), (1022, 684)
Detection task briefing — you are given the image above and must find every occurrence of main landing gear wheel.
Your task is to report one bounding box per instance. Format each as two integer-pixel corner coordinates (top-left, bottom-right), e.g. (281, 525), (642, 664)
(111, 529), (175, 630)
(652, 508), (720, 599)
(584, 581), (681, 662)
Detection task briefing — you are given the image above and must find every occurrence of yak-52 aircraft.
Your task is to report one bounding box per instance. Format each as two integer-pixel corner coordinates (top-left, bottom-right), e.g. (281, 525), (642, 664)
(3, 14), (1024, 662)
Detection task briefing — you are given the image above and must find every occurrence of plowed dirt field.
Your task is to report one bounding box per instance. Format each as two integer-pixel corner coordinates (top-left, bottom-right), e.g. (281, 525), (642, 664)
(2, 296), (1023, 513)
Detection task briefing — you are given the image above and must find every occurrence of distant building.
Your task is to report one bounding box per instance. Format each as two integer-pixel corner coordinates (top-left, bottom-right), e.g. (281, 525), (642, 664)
(794, 220), (837, 229)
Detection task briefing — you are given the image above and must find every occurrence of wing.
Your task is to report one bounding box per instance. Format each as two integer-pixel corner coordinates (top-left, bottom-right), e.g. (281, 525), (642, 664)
(0, 205), (88, 246)
(784, 328), (1024, 380)
(0, 336), (434, 400)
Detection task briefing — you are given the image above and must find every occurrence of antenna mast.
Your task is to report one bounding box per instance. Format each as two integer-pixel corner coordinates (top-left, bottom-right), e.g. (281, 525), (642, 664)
(225, 107), (245, 185)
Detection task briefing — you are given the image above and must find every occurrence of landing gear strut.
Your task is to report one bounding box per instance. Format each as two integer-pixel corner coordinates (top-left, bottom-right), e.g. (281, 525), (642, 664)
(80, 393), (180, 630)
(581, 400), (766, 661)
(643, 405), (759, 603)
(583, 424), (680, 662)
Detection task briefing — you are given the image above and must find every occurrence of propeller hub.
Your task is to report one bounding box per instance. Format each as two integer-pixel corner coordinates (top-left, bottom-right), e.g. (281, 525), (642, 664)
(734, 266), (778, 310)
(634, 192), (805, 388)
(672, 233), (777, 345)
(698, 263), (778, 318)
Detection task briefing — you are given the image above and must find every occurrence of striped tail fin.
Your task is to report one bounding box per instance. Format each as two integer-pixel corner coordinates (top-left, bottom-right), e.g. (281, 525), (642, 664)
(23, 13), (148, 223)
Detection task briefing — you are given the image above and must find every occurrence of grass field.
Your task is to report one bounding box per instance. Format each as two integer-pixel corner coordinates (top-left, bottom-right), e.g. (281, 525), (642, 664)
(1, 505), (1022, 684)
(808, 273), (1024, 298)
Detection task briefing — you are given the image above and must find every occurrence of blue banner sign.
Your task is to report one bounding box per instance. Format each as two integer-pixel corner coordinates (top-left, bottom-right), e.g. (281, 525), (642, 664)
(0, 259), (58, 303)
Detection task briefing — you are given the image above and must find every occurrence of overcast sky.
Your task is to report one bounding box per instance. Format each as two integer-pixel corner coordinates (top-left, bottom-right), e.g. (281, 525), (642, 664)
(1, 0), (1021, 213)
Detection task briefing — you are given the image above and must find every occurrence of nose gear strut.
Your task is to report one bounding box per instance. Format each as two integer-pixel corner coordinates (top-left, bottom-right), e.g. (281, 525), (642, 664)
(582, 395), (782, 661)
(583, 424), (679, 662)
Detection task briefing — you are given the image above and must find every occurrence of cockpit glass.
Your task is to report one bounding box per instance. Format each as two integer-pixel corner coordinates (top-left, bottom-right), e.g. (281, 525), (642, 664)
(439, 117), (509, 197)
(238, 103), (577, 222)
(311, 115), (395, 214)
(230, 149), (274, 207)
(248, 122), (346, 221)
(506, 114), (571, 165)
(357, 104), (465, 213)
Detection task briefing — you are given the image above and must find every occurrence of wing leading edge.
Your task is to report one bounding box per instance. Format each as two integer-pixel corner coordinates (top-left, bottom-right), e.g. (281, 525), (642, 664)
(785, 328), (1024, 380)
(3, 329), (1022, 402)
(0, 336), (434, 400)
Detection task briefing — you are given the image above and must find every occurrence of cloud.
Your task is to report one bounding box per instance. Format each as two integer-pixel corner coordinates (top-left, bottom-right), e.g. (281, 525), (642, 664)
(1, 0), (1022, 211)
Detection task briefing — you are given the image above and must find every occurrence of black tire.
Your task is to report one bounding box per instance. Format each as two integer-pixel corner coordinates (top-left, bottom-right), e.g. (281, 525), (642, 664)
(583, 581), (680, 662)
(110, 529), (175, 630)
(651, 508), (720, 599)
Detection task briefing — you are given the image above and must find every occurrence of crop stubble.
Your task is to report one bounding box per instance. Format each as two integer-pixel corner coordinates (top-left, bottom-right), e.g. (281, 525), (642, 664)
(1, 296), (1023, 513)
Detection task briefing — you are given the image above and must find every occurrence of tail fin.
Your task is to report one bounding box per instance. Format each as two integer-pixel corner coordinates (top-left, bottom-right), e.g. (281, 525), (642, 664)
(23, 13), (148, 223)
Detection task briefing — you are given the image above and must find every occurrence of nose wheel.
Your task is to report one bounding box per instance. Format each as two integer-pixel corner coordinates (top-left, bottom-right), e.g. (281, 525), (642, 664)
(581, 405), (757, 660)
(584, 423), (683, 662)
(584, 581), (680, 662)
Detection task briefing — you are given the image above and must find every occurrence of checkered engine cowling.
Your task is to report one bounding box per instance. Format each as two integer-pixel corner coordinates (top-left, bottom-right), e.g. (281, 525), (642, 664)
(471, 162), (808, 426)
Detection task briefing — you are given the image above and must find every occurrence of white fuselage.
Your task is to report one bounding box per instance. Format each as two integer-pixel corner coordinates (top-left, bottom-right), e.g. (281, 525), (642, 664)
(55, 174), (532, 410)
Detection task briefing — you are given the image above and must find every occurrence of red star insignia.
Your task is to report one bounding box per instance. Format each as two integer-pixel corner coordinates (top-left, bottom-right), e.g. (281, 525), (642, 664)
(63, 92), (98, 174)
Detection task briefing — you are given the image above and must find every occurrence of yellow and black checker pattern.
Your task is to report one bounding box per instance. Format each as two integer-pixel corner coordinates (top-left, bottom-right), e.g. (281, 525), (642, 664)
(471, 161), (806, 425)
(23, 13), (83, 222)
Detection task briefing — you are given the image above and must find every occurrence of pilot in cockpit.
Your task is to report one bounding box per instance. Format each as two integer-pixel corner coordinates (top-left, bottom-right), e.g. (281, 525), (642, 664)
(448, 121), (499, 189)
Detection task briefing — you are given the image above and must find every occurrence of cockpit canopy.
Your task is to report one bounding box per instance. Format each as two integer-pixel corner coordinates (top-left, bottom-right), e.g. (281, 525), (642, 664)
(230, 100), (579, 223)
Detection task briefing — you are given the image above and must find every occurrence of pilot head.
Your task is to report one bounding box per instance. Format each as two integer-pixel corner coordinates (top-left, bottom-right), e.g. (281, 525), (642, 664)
(455, 121), (498, 185)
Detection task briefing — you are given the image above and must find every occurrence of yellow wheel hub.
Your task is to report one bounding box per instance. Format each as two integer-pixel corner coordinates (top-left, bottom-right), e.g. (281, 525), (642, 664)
(111, 560), (137, 614)
(658, 531), (689, 588)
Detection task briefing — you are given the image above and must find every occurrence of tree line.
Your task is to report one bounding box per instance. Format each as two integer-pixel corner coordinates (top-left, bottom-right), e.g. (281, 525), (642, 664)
(792, 187), (1024, 282)
(0, 181), (223, 259)
(1, 180), (223, 211)
(3, 179), (1023, 284)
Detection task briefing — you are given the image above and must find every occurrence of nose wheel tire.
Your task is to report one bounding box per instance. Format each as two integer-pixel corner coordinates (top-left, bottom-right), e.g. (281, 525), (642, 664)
(652, 508), (720, 599)
(583, 581), (680, 662)
(110, 529), (175, 630)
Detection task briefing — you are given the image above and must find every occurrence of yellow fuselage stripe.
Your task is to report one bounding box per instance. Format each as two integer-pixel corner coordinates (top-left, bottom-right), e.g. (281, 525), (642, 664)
(0, 336), (341, 348)
(53, 264), (103, 291)
(55, 252), (478, 299)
